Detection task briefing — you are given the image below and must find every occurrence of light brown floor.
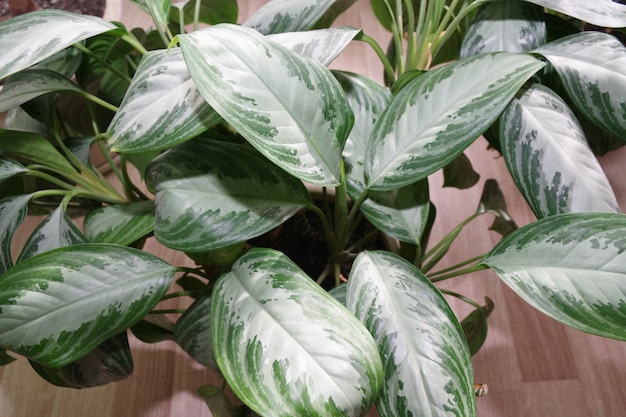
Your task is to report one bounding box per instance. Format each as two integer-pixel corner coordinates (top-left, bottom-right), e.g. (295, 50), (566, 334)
(2, 1), (626, 416)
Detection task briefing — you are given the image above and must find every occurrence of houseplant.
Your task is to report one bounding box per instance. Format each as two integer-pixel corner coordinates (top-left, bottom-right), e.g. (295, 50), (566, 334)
(1, 0), (625, 415)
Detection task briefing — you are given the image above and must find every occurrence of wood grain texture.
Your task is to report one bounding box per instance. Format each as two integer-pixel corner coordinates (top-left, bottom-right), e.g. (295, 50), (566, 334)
(2, 1), (626, 416)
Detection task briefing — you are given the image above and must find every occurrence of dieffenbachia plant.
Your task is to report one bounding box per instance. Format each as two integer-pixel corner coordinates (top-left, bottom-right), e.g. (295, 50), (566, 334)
(1, 0), (625, 415)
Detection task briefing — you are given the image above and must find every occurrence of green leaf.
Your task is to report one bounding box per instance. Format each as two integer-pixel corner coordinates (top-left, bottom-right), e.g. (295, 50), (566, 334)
(242, 0), (335, 35)
(0, 194), (31, 273)
(198, 385), (250, 417)
(347, 251), (476, 417)
(476, 179), (517, 237)
(442, 153), (480, 190)
(131, 315), (174, 344)
(460, 0), (546, 58)
(0, 129), (76, 174)
(365, 52), (545, 191)
(523, 0), (626, 28)
(0, 349), (16, 366)
(131, 0), (171, 30)
(83, 201), (155, 246)
(107, 49), (221, 153)
(482, 212), (626, 341)
(268, 27), (361, 66)
(533, 32), (626, 140)
(0, 157), (27, 183)
(461, 297), (494, 356)
(178, 24), (353, 187)
(0, 69), (82, 113)
(500, 83), (619, 218)
(145, 138), (311, 252)
(211, 248), (383, 417)
(28, 332), (133, 388)
(174, 290), (218, 371)
(0, 10), (116, 79)
(0, 244), (175, 367)
(18, 205), (86, 262)
(170, 0), (238, 26)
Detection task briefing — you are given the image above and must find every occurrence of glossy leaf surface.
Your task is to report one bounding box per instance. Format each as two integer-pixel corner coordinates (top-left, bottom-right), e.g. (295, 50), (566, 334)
(0, 70), (82, 113)
(0, 244), (175, 367)
(84, 201), (155, 246)
(146, 138), (310, 252)
(534, 32), (626, 139)
(500, 83), (619, 217)
(242, 0), (335, 35)
(0, 195), (31, 273)
(0, 10), (116, 80)
(178, 24), (352, 187)
(0, 157), (27, 183)
(365, 53), (544, 190)
(174, 291), (218, 371)
(483, 212), (626, 341)
(0, 129), (76, 174)
(211, 248), (383, 417)
(524, 0), (626, 28)
(347, 251), (476, 417)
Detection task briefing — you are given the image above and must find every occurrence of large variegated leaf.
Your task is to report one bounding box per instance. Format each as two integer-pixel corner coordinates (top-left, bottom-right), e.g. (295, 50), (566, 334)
(131, 0), (171, 30)
(267, 27), (361, 66)
(0, 129), (76, 174)
(0, 157), (27, 183)
(0, 195), (31, 273)
(145, 138), (311, 252)
(174, 290), (218, 371)
(0, 69), (82, 113)
(211, 248), (383, 417)
(482, 212), (626, 341)
(28, 333), (133, 388)
(313, 0), (359, 28)
(107, 49), (221, 153)
(83, 201), (155, 246)
(18, 205), (86, 262)
(533, 32), (626, 139)
(524, 0), (626, 28)
(0, 244), (175, 367)
(347, 251), (476, 417)
(461, 0), (546, 58)
(242, 0), (335, 35)
(500, 83), (619, 218)
(365, 53), (545, 191)
(0, 9), (116, 80)
(178, 24), (352, 187)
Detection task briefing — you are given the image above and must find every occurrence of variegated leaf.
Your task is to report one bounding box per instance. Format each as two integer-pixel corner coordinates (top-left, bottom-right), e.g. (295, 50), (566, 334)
(268, 27), (361, 66)
(500, 83), (619, 217)
(83, 201), (155, 246)
(313, 0), (359, 28)
(130, 0), (171, 30)
(533, 32), (626, 139)
(31, 42), (84, 78)
(0, 194), (31, 273)
(482, 212), (626, 341)
(0, 69), (82, 113)
(0, 129), (76, 174)
(524, 0), (626, 28)
(178, 24), (353, 187)
(211, 248), (383, 417)
(242, 0), (335, 35)
(0, 157), (27, 183)
(461, 0), (546, 58)
(28, 332), (133, 388)
(174, 290), (218, 371)
(145, 138), (311, 252)
(18, 205), (86, 262)
(0, 9), (116, 80)
(107, 49), (221, 153)
(0, 244), (175, 367)
(347, 251), (476, 417)
(365, 53), (545, 191)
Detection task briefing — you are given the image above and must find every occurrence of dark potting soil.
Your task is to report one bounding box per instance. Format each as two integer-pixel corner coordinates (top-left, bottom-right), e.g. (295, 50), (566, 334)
(0, 0), (106, 19)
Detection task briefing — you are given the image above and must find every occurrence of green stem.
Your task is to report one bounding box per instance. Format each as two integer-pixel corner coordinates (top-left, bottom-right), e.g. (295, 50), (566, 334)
(439, 288), (483, 309)
(121, 32), (148, 56)
(193, 0), (202, 31)
(121, 155), (151, 201)
(160, 290), (203, 301)
(427, 254), (487, 278)
(429, 263), (489, 283)
(97, 139), (125, 185)
(338, 189), (369, 250)
(72, 43), (133, 83)
(308, 204), (335, 254)
(420, 212), (479, 273)
(148, 309), (186, 315)
(404, 0), (417, 69)
(26, 168), (75, 191)
(177, 266), (213, 280)
(345, 228), (380, 253)
(82, 92), (119, 113)
(357, 33), (397, 85)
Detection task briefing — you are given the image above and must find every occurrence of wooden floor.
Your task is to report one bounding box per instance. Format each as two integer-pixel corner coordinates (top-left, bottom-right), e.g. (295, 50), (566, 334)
(2, 1), (626, 416)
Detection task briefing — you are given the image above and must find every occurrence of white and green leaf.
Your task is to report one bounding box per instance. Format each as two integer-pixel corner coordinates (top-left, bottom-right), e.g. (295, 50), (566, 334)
(0, 9), (116, 80)
(533, 32), (626, 139)
(0, 244), (175, 367)
(211, 248), (383, 417)
(18, 205), (86, 262)
(174, 290), (218, 371)
(347, 251), (476, 417)
(84, 201), (155, 246)
(145, 138), (311, 252)
(0, 157), (27, 183)
(461, 0), (546, 58)
(524, 0), (626, 28)
(500, 83), (619, 218)
(482, 212), (626, 341)
(365, 52), (545, 190)
(178, 24), (353, 187)
(242, 0), (335, 35)
(0, 129), (77, 174)
(107, 49), (221, 153)
(130, 0), (171, 31)
(0, 195), (31, 273)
